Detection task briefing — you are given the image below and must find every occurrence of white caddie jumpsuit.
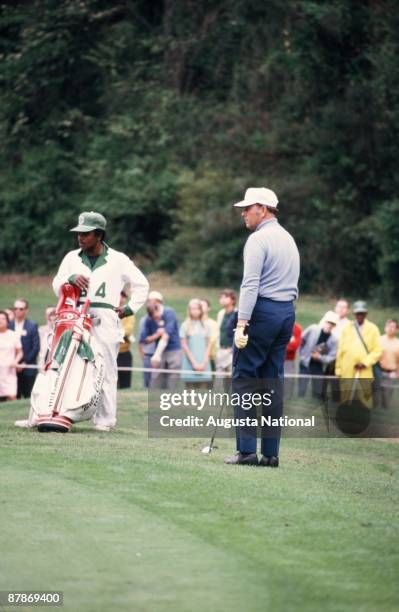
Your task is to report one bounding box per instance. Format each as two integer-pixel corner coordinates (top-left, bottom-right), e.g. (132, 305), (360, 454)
(53, 244), (149, 427)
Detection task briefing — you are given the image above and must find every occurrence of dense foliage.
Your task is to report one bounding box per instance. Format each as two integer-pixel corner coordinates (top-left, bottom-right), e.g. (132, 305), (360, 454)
(0, 0), (398, 301)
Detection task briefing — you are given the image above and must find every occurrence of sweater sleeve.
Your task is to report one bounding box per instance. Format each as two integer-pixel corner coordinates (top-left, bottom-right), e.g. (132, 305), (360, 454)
(238, 234), (266, 320)
(122, 256), (149, 315)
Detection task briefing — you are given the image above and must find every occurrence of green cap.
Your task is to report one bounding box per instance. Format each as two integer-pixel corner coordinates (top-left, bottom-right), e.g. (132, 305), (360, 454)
(70, 211), (107, 233)
(353, 300), (368, 313)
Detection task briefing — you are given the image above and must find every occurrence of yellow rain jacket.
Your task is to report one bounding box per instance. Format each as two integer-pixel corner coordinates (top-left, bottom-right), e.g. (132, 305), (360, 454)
(335, 320), (382, 379)
(336, 319), (382, 408)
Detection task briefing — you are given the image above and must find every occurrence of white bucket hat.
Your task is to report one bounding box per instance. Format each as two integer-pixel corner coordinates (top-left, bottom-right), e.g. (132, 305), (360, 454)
(148, 291), (164, 303)
(320, 311), (339, 326)
(234, 187), (279, 209)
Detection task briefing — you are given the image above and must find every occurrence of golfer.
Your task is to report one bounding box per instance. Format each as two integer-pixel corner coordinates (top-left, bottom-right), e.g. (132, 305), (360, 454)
(224, 188), (300, 467)
(53, 212), (149, 431)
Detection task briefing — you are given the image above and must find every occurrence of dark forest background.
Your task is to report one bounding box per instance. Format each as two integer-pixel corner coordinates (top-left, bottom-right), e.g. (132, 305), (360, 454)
(0, 0), (398, 302)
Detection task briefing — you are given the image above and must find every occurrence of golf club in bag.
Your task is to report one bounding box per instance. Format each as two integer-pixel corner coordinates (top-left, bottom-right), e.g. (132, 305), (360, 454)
(27, 283), (105, 433)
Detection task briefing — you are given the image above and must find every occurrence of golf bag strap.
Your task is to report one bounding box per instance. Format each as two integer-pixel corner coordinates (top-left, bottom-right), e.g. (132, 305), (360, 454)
(354, 323), (370, 354)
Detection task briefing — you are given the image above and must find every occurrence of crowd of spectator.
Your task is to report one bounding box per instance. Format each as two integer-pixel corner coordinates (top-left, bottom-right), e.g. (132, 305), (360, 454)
(137, 289), (238, 390)
(0, 299), (40, 401)
(284, 298), (399, 408)
(1, 293), (398, 409)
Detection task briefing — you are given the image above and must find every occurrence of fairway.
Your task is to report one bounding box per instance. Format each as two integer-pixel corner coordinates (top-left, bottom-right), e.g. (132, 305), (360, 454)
(1, 393), (398, 612)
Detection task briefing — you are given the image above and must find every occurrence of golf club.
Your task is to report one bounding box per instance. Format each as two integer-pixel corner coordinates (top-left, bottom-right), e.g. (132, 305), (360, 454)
(201, 400), (225, 454)
(202, 333), (246, 454)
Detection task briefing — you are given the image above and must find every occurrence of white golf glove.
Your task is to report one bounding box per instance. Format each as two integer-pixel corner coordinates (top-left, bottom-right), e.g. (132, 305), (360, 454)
(234, 325), (249, 350)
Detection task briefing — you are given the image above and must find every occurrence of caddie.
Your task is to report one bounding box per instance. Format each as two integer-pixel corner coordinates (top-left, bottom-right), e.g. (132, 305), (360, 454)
(224, 188), (300, 467)
(52, 211), (149, 431)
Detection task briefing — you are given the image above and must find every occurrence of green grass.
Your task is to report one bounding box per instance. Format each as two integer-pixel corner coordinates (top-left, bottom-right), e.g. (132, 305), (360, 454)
(1, 275), (399, 611)
(1, 395), (399, 612)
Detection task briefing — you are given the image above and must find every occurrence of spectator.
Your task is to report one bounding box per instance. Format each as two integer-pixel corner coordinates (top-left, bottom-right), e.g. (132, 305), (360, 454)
(380, 319), (399, 409)
(5, 308), (15, 323)
(335, 301), (382, 408)
(200, 299), (219, 372)
(140, 291), (182, 389)
(333, 298), (350, 339)
(117, 291), (135, 389)
(8, 298), (40, 398)
(216, 289), (237, 375)
(0, 310), (23, 401)
(328, 298), (350, 384)
(38, 307), (56, 371)
(180, 299), (213, 388)
(299, 311), (339, 398)
(285, 321), (302, 374)
(284, 321), (302, 398)
(138, 312), (156, 389)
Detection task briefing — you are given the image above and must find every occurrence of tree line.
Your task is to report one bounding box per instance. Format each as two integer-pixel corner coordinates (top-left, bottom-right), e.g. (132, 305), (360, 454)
(0, 0), (398, 302)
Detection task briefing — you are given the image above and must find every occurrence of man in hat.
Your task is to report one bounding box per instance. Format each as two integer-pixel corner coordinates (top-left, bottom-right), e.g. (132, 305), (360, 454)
(52, 211), (149, 431)
(139, 291), (182, 389)
(335, 301), (382, 408)
(224, 187), (300, 467)
(298, 310), (339, 399)
(336, 301), (381, 379)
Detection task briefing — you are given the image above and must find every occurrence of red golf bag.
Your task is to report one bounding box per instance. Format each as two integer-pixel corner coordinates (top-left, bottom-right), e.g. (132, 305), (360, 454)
(29, 283), (105, 432)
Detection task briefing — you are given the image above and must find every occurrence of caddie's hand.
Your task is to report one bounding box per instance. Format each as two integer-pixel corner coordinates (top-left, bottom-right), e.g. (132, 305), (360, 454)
(234, 325), (248, 350)
(71, 274), (90, 291)
(114, 307), (125, 319)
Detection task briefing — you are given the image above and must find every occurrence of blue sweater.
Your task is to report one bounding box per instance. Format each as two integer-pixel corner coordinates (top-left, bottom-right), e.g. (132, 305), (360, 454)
(238, 218), (300, 320)
(139, 307), (181, 351)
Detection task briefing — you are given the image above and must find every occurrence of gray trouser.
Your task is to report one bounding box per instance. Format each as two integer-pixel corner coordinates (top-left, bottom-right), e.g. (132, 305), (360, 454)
(150, 350), (182, 390)
(284, 359), (296, 400)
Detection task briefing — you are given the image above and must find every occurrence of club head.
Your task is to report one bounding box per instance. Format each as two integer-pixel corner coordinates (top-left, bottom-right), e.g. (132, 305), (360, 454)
(201, 445), (212, 454)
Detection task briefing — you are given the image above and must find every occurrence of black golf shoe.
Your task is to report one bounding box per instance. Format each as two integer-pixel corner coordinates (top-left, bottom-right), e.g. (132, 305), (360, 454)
(224, 452), (259, 466)
(259, 455), (279, 468)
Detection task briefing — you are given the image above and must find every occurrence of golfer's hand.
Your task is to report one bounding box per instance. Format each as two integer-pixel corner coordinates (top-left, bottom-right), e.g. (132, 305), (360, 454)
(71, 274), (90, 291)
(234, 325), (248, 350)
